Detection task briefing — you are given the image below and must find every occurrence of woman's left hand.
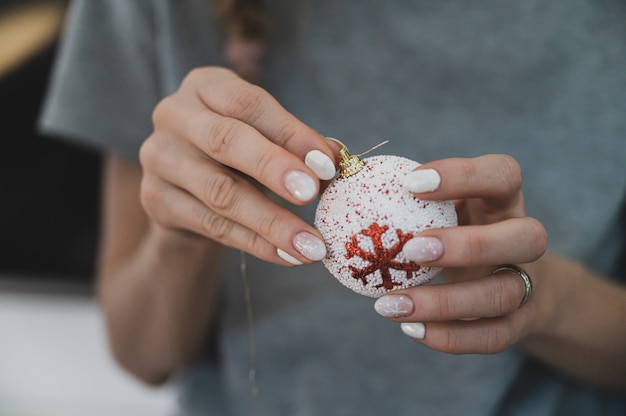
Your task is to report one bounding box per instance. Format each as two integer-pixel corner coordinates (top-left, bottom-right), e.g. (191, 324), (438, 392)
(374, 154), (549, 354)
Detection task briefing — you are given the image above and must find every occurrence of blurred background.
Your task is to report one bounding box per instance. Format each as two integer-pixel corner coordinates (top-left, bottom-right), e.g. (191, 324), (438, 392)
(2, 2), (625, 416)
(0, 1), (176, 414)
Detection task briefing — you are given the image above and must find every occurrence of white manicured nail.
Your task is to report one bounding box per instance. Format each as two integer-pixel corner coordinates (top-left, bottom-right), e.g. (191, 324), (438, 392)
(277, 248), (303, 265)
(284, 170), (317, 201)
(374, 295), (414, 318)
(305, 150), (336, 180)
(402, 169), (441, 193)
(403, 237), (443, 262)
(293, 232), (327, 261)
(401, 322), (426, 339)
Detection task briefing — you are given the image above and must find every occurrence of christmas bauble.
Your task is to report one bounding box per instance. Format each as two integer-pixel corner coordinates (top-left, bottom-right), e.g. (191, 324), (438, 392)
(314, 153), (457, 297)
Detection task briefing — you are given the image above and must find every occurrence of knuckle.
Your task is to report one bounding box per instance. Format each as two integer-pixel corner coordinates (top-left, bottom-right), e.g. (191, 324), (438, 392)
(183, 67), (206, 86)
(460, 159), (479, 187)
(252, 150), (275, 183)
(254, 211), (282, 240)
(484, 325), (513, 354)
(499, 154), (523, 193)
(201, 210), (233, 241)
(440, 328), (464, 354)
(139, 179), (159, 215)
(206, 118), (239, 157)
(139, 178), (172, 228)
(525, 218), (548, 259)
(435, 323), (515, 355)
(225, 84), (264, 121)
(245, 232), (271, 258)
(151, 95), (182, 131)
(466, 232), (489, 265)
(139, 135), (171, 174)
(490, 278), (520, 315)
(151, 98), (170, 129)
(436, 288), (455, 318)
(183, 67), (225, 87)
(203, 172), (239, 211)
(271, 119), (301, 148)
(138, 138), (157, 169)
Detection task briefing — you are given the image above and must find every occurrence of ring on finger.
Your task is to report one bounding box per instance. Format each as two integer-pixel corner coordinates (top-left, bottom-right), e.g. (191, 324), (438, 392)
(493, 264), (533, 309)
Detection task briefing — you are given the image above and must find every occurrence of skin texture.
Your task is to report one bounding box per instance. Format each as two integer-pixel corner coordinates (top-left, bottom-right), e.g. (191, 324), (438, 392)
(97, 67), (626, 391)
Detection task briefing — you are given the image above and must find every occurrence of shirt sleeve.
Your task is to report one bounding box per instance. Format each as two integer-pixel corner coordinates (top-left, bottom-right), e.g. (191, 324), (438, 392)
(39, 0), (159, 160)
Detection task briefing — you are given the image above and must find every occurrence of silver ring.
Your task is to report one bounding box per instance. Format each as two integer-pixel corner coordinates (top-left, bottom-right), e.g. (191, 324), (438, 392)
(493, 264), (533, 309)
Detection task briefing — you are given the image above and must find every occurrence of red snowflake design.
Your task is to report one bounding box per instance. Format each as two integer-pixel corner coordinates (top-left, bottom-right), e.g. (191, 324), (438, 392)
(345, 222), (422, 290)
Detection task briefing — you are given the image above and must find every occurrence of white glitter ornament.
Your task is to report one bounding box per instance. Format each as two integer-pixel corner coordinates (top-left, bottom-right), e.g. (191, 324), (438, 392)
(314, 146), (457, 298)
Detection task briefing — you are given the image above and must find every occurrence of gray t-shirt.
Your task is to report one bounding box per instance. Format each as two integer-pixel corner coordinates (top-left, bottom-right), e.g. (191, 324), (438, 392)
(41, 1), (626, 415)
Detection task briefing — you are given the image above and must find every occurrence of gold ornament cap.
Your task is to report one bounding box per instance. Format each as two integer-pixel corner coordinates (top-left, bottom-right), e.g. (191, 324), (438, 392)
(337, 140), (389, 179)
(338, 147), (366, 178)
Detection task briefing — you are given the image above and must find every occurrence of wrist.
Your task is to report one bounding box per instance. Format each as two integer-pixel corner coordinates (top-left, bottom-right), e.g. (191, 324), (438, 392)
(524, 252), (578, 341)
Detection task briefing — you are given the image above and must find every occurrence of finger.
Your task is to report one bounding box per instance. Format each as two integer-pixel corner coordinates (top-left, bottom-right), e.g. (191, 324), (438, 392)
(374, 270), (531, 322)
(152, 95), (321, 205)
(188, 67), (337, 165)
(403, 217), (547, 267)
(403, 155), (524, 215)
(143, 139), (326, 264)
(140, 175), (280, 263)
(400, 313), (530, 354)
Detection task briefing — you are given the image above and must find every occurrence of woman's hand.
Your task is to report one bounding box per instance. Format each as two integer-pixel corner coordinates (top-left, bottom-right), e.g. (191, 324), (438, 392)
(374, 155), (549, 353)
(373, 161), (626, 391)
(139, 67), (338, 265)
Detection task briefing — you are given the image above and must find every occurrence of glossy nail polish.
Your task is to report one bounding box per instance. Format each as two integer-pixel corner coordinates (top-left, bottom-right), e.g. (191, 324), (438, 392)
(293, 232), (327, 261)
(374, 295), (414, 318)
(402, 169), (441, 193)
(284, 170), (317, 201)
(403, 237), (443, 262)
(277, 248), (303, 265)
(305, 150), (336, 180)
(401, 322), (426, 339)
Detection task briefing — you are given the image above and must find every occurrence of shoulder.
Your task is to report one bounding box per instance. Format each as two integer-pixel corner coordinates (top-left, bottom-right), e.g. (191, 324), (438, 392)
(39, 0), (160, 159)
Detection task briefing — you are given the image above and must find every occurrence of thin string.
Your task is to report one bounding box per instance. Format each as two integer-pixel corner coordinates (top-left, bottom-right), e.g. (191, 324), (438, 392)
(236, 140), (389, 397)
(355, 139), (389, 157)
(240, 250), (259, 396)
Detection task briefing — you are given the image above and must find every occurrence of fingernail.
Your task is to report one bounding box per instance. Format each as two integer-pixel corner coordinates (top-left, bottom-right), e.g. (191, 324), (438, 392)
(403, 237), (443, 262)
(293, 232), (327, 261)
(277, 248), (303, 265)
(305, 150), (336, 180)
(374, 295), (414, 318)
(402, 169), (441, 193)
(284, 170), (317, 201)
(401, 322), (426, 339)
(325, 137), (346, 148)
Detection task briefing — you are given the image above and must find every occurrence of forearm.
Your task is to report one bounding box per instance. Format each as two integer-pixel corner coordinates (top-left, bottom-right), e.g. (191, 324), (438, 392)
(98, 226), (224, 385)
(522, 252), (626, 391)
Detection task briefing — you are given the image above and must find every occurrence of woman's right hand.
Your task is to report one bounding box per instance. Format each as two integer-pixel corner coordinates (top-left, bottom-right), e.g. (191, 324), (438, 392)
(139, 67), (338, 265)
